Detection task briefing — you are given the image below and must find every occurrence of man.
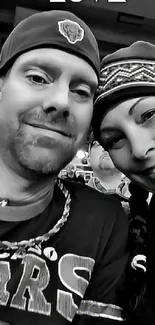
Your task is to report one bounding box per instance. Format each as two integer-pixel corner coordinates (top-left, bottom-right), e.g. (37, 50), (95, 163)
(88, 139), (130, 196)
(65, 164), (85, 184)
(0, 10), (128, 324)
(88, 138), (130, 214)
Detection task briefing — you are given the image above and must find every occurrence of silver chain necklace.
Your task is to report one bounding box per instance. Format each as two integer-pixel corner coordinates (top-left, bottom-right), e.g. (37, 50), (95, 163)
(0, 179), (71, 252)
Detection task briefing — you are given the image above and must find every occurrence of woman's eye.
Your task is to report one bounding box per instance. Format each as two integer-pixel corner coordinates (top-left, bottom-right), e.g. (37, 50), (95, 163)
(141, 109), (155, 123)
(103, 136), (124, 150)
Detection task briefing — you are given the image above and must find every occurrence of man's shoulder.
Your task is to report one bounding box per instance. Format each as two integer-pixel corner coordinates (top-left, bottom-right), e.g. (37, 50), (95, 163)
(58, 178), (128, 248)
(60, 178), (125, 219)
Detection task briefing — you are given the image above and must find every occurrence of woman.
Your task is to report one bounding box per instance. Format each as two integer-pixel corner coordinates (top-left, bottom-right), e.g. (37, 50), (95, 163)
(92, 40), (155, 323)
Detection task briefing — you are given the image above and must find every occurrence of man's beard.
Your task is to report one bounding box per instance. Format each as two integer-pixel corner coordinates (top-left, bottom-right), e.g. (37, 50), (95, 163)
(11, 127), (78, 177)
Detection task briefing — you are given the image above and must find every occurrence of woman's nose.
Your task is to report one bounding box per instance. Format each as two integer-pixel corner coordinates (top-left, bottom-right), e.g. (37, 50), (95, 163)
(131, 131), (152, 161)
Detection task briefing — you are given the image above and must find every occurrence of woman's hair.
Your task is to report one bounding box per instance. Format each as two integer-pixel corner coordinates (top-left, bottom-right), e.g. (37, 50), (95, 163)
(124, 182), (150, 321)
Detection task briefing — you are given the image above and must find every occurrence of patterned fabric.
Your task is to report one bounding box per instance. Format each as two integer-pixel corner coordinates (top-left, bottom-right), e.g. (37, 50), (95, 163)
(93, 41), (155, 142)
(88, 176), (130, 200)
(96, 60), (155, 104)
(0, 180), (128, 324)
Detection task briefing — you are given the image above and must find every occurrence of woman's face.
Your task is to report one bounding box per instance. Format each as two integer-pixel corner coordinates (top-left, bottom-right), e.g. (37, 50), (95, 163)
(100, 96), (155, 193)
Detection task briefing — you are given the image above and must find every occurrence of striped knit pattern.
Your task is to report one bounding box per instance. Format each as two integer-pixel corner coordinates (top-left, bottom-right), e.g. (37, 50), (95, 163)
(97, 60), (155, 99)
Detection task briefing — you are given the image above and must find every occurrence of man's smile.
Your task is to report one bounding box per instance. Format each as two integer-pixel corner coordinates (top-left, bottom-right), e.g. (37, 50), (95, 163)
(24, 122), (72, 138)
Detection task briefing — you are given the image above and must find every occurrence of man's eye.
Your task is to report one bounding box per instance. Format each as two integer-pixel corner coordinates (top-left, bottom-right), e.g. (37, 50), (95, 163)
(77, 90), (90, 97)
(141, 109), (155, 123)
(71, 88), (91, 98)
(27, 74), (48, 85)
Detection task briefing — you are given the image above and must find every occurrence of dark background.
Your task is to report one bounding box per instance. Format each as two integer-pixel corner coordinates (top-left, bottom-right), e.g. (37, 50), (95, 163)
(0, 0), (155, 58)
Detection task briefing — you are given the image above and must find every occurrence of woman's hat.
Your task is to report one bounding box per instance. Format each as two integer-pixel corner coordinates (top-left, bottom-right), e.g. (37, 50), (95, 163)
(92, 41), (155, 142)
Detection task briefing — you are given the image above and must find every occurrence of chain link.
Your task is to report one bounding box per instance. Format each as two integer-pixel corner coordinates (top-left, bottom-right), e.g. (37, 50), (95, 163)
(0, 179), (71, 251)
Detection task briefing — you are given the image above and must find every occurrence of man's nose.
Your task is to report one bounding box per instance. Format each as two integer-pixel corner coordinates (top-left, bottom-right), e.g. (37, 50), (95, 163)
(42, 84), (70, 117)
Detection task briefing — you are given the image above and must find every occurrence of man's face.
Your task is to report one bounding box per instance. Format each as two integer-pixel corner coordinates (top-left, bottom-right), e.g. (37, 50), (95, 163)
(0, 48), (98, 177)
(66, 165), (76, 178)
(100, 96), (155, 193)
(89, 140), (116, 173)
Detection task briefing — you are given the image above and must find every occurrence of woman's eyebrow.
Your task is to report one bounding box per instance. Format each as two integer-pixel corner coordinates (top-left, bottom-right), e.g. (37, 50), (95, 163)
(128, 97), (147, 116)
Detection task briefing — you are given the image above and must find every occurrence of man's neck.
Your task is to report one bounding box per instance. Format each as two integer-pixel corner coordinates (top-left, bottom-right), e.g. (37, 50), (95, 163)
(0, 160), (56, 205)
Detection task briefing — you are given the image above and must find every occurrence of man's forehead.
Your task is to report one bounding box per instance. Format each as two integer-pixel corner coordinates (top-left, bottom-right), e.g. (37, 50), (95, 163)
(15, 48), (93, 67)
(12, 48), (98, 85)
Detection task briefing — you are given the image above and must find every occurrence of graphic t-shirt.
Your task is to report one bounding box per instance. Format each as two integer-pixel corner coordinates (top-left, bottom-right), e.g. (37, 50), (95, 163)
(0, 179), (128, 324)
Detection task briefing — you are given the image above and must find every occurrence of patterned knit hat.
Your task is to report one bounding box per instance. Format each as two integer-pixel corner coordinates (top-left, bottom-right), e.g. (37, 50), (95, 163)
(0, 10), (100, 78)
(92, 41), (155, 141)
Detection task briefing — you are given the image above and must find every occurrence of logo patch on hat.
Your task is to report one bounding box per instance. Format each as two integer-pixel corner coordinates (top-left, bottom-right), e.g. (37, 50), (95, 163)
(58, 19), (84, 44)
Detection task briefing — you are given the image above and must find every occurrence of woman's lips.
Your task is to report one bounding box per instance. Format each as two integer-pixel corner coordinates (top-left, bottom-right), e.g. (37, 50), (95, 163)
(141, 165), (155, 177)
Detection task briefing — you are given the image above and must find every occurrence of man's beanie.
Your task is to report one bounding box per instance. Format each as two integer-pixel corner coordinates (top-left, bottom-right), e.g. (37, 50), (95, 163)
(0, 10), (100, 78)
(92, 41), (155, 142)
